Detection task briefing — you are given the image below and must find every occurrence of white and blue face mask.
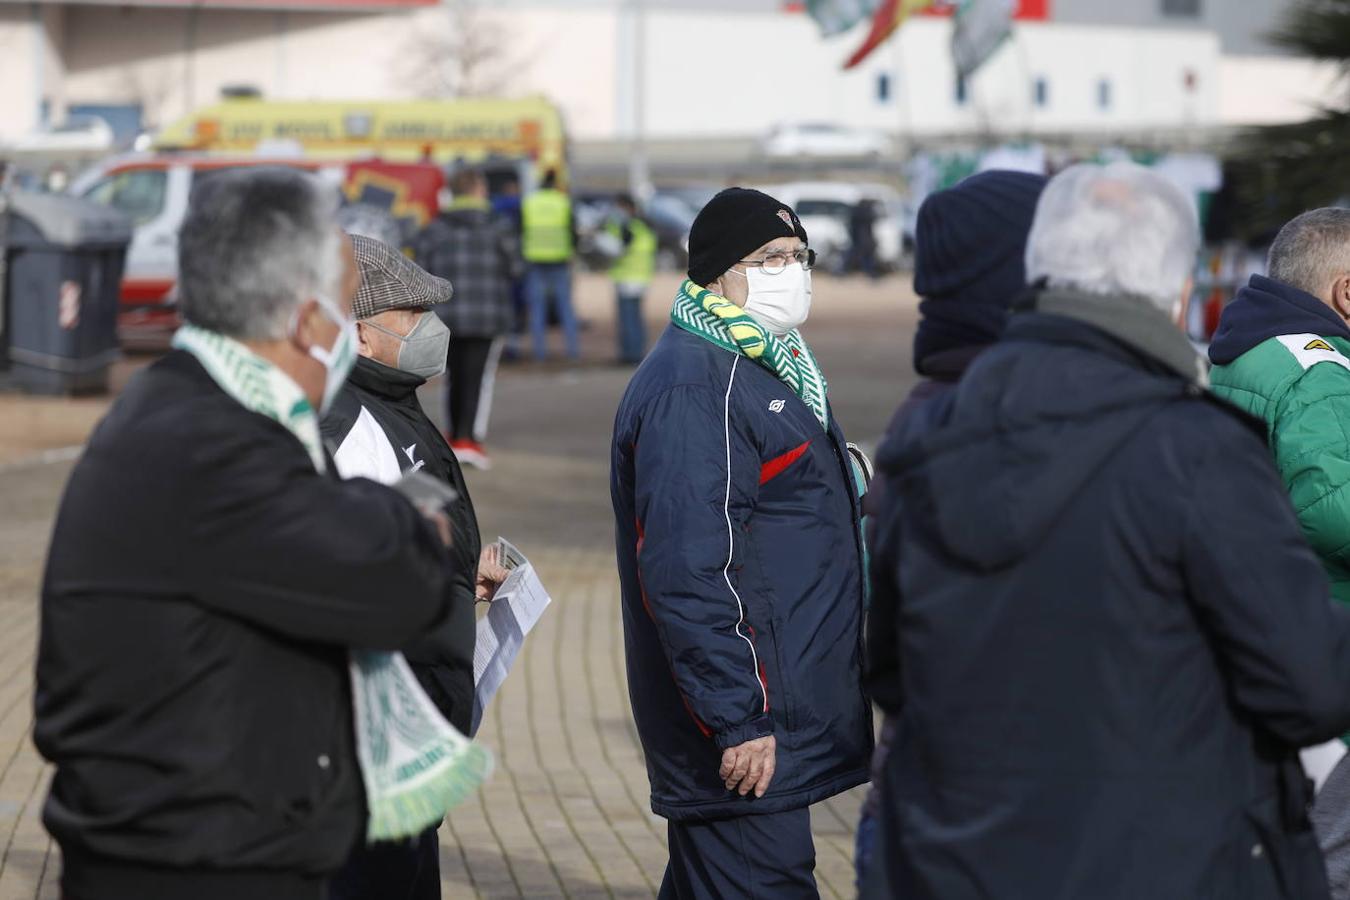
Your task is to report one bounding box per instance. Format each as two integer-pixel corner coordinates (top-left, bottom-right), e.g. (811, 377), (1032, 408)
(305, 296), (359, 414)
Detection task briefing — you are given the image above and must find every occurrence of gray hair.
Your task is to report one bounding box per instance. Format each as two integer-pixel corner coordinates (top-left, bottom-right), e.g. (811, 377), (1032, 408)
(1267, 208), (1350, 299)
(178, 167), (341, 341)
(1025, 162), (1199, 314)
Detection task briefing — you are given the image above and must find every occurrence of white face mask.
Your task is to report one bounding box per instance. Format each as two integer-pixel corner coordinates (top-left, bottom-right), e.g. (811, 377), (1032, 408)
(306, 296), (359, 414)
(730, 262), (813, 336)
(363, 311), (451, 380)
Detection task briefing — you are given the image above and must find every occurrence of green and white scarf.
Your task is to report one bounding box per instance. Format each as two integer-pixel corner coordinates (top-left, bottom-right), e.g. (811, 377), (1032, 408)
(173, 323), (492, 842)
(670, 280), (830, 429)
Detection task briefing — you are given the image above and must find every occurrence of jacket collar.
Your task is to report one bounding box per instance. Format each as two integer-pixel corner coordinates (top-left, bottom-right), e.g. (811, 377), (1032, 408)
(348, 355), (426, 402)
(1208, 274), (1350, 366)
(1017, 288), (1209, 388)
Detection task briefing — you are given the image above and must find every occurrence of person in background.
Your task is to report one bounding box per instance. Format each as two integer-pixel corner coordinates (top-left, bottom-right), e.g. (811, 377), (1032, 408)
(414, 168), (522, 471)
(854, 169), (1046, 887)
(607, 193), (658, 364)
(34, 168), (453, 900)
(611, 188), (871, 899)
(491, 174), (528, 360)
(521, 168), (579, 361)
(1208, 208), (1350, 899)
(864, 163), (1350, 899)
(846, 198), (879, 279)
(323, 235), (506, 900)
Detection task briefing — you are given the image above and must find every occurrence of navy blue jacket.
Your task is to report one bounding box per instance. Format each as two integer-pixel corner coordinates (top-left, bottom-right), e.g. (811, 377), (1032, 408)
(611, 324), (872, 821)
(864, 303), (1350, 899)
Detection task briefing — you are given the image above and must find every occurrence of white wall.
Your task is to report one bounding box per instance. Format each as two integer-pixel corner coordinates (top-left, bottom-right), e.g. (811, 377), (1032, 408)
(1219, 55), (1342, 125)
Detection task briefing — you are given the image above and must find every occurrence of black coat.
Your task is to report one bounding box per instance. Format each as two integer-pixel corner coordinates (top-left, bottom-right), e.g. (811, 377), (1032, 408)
(322, 357), (480, 733)
(35, 351), (452, 900)
(864, 297), (1350, 900)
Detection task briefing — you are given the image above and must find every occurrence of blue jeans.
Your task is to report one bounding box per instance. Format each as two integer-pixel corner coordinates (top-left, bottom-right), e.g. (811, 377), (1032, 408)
(616, 284), (646, 363)
(525, 262), (578, 361)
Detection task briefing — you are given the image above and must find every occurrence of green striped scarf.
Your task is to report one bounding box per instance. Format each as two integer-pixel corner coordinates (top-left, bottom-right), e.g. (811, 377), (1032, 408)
(671, 280), (830, 429)
(173, 323), (492, 843)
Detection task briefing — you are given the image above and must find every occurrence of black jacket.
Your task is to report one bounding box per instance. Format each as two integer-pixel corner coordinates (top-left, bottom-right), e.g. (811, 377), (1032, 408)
(863, 293), (1350, 900)
(322, 357), (480, 734)
(35, 351), (452, 900)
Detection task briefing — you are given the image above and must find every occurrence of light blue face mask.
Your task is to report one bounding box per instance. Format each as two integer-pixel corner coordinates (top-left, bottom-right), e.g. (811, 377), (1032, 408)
(307, 296), (359, 414)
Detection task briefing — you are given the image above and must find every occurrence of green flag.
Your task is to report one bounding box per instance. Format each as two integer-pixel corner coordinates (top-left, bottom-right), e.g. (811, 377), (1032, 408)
(952, 0), (1014, 79)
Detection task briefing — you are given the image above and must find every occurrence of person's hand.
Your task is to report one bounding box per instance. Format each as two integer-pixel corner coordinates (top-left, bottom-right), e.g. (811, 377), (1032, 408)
(719, 735), (776, 798)
(475, 545), (510, 602)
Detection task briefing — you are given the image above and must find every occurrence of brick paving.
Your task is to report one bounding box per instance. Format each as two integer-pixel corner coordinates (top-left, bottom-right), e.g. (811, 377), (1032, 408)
(0, 273), (918, 899)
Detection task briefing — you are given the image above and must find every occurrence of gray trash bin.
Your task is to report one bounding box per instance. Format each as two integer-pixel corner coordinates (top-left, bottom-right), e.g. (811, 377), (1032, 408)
(2, 192), (132, 394)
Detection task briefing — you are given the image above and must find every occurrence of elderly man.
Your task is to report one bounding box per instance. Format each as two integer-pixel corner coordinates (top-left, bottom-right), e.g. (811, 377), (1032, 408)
(322, 234), (504, 900)
(35, 168), (452, 900)
(610, 188), (872, 899)
(1209, 208), (1350, 898)
(862, 162), (1350, 899)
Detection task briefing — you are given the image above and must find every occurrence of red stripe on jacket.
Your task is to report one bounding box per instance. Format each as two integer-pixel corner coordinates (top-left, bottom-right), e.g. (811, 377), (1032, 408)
(760, 440), (812, 485)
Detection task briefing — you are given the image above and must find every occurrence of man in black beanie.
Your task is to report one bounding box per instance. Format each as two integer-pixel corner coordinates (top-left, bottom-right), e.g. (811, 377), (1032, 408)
(854, 169), (1046, 886)
(610, 188), (872, 899)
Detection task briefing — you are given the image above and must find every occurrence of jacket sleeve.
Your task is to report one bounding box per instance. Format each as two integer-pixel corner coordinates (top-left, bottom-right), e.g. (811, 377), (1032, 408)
(633, 381), (776, 750)
(864, 482), (903, 715)
(1184, 424), (1350, 747)
(180, 420), (451, 650)
(1272, 375), (1350, 568)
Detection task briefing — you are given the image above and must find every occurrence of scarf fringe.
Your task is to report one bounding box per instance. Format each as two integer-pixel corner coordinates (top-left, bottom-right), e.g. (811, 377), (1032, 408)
(366, 739), (494, 842)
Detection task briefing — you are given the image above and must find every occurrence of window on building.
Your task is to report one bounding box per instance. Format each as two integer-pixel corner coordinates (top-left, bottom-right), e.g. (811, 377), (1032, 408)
(877, 73), (891, 103)
(955, 77), (968, 106)
(1034, 77), (1049, 108)
(1161, 0), (1200, 17)
(1098, 79), (1112, 111)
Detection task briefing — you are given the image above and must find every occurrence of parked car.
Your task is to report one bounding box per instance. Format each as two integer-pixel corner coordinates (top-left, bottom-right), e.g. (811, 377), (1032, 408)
(574, 191), (693, 272)
(759, 123), (893, 160)
(5, 115), (115, 158)
(757, 181), (907, 272)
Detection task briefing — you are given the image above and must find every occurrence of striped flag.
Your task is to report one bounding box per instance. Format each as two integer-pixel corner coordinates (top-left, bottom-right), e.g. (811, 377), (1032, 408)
(952, 0), (1016, 79)
(804, 0), (883, 37)
(843, 0), (937, 69)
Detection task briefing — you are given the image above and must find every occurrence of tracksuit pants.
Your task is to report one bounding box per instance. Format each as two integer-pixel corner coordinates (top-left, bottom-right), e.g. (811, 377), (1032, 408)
(659, 807), (818, 900)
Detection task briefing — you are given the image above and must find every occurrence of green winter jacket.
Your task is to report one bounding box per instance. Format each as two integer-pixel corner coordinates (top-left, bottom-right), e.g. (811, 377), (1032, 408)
(1210, 276), (1350, 607)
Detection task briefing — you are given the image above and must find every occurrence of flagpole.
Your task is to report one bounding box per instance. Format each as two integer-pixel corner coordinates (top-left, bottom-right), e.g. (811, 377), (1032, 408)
(628, 0), (651, 204)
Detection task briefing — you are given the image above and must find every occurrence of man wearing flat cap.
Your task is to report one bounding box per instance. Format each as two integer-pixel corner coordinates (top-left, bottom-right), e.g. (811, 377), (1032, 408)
(610, 188), (872, 898)
(323, 235), (506, 900)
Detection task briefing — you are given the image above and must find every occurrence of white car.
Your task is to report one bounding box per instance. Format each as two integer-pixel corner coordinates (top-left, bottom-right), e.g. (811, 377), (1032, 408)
(759, 123), (893, 160)
(759, 181), (906, 271)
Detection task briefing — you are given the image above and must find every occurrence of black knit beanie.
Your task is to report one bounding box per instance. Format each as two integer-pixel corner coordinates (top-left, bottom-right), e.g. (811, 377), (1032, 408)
(687, 188), (809, 287)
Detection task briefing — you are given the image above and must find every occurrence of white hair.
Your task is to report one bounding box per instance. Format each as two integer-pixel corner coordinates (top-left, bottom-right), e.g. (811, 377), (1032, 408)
(178, 167), (341, 341)
(1025, 162), (1199, 315)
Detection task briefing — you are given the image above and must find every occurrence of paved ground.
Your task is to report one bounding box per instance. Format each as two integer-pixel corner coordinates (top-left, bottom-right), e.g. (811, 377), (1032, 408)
(0, 272), (919, 899)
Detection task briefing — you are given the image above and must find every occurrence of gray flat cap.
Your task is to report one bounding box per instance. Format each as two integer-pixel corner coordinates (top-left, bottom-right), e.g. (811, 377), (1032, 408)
(349, 233), (453, 320)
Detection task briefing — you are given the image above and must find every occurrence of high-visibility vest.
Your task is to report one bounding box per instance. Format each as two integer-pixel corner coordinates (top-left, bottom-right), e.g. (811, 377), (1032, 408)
(607, 218), (657, 285)
(521, 189), (574, 263)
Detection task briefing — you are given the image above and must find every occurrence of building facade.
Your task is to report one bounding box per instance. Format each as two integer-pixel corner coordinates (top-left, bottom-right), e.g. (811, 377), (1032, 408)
(0, 0), (1337, 149)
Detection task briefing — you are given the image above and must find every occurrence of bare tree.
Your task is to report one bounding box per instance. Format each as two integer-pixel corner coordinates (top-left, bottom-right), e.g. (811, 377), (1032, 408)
(400, 0), (529, 98)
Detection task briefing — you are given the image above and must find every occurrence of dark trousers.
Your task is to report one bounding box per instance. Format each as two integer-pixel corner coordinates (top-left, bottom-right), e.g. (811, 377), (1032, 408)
(615, 284), (647, 364)
(445, 336), (501, 443)
(327, 827), (440, 900)
(658, 808), (818, 900)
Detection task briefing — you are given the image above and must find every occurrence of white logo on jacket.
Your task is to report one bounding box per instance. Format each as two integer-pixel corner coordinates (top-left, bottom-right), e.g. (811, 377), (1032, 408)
(403, 444), (426, 472)
(769, 400), (786, 413)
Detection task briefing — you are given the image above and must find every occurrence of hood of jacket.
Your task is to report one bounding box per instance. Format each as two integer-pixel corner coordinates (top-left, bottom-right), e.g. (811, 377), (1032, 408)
(1208, 274), (1350, 365)
(879, 289), (1213, 572)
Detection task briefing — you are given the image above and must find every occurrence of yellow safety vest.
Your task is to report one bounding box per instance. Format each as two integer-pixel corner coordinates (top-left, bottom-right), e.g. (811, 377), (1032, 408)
(522, 189), (574, 263)
(607, 218), (658, 285)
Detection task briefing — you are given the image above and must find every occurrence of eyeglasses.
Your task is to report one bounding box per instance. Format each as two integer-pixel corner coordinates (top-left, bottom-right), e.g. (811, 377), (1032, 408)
(738, 248), (816, 275)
